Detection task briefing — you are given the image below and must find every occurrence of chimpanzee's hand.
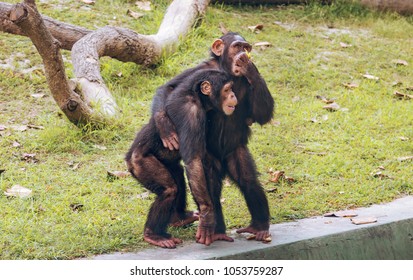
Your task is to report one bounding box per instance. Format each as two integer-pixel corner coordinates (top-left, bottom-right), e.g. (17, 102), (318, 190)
(195, 215), (215, 246)
(233, 52), (257, 83)
(154, 111), (179, 150)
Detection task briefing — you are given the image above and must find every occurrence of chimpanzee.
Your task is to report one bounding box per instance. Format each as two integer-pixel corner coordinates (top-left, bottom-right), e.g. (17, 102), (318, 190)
(153, 32), (274, 245)
(126, 69), (237, 248)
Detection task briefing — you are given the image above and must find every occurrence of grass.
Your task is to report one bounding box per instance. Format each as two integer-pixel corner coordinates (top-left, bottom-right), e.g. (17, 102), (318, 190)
(1, 0), (413, 259)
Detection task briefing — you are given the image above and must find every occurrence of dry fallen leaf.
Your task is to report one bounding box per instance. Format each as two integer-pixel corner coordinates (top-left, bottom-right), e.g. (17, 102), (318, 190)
(11, 125), (28, 132)
(324, 210), (358, 218)
(31, 93), (46, 99)
(136, 191), (151, 199)
(254, 42), (272, 50)
(316, 95), (336, 104)
(28, 124), (44, 130)
(269, 170), (285, 183)
(107, 170), (131, 178)
(127, 9), (144, 19)
(4, 185), (32, 198)
(363, 74), (379, 81)
(392, 59), (408, 66)
(397, 156), (413, 162)
(135, 1), (151, 11)
(372, 171), (392, 179)
(81, 0), (95, 4)
(351, 216), (377, 225)
(12, 141), (21, 148)
(343, 82), (358, 89)
(248, 24), (264, 33)
(323, 102), (340, 111)
(93, 144), (107, 150)
(340, 42), (352, 48)
(70, 203), (84, 212)
(394, 91), (413, 100)
(265, 187), (277, 193)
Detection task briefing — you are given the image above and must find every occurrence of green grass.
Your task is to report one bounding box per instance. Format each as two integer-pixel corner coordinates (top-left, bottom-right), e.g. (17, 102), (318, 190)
(1, 0), (413, 259)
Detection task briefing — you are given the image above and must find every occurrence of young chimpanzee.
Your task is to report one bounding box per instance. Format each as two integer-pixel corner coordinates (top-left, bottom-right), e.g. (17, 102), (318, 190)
(153, 32), (274, 246)
(125, 69), (237, 249)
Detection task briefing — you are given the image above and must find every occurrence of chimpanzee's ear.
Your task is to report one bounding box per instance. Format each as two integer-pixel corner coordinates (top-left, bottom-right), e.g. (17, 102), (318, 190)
(211, 39), (224, 57)
(200, 81), (212, 96)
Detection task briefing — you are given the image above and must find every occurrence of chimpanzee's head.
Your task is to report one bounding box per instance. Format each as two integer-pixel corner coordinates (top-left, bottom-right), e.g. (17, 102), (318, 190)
(210, 32), (252, 77)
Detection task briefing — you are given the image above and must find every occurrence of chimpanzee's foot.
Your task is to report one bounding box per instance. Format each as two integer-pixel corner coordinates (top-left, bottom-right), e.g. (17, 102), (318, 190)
(144, 229), (182, 249)
(236, 226), (271, 242)
(212, 233), (234, 242)
(169, 211), (199, 227)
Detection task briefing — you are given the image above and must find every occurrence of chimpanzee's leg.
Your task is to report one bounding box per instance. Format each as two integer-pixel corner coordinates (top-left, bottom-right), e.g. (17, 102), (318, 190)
(127, 149), (182, 249)
(225, 145), (271, 241)
(204, 153), (234, 242)
(169, 164), (199, 227)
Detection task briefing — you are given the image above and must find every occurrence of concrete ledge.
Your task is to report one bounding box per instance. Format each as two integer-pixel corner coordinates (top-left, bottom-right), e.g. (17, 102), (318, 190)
(91, 196), (413, 260)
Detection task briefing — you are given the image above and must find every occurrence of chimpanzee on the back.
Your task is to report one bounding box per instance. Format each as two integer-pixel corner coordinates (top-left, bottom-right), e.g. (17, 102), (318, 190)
(126, 69), (237, 249)
(153, 32), (274, 246)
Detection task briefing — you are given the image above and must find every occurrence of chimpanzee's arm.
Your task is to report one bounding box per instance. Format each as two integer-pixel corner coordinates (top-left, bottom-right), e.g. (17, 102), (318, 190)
(244, 62), (274, 125)
(165, 92), (215, 245)
(151, 62), (213, 150)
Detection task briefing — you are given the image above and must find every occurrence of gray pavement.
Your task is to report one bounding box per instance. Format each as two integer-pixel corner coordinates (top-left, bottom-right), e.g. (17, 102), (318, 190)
(90, 196), (413, 260)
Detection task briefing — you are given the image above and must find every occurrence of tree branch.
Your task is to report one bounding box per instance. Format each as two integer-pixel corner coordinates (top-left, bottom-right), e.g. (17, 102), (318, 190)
(1, 1), (91, 50)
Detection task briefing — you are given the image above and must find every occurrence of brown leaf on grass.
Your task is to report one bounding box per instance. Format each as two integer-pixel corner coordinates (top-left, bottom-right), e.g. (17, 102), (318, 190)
(397, 156), (413, 162)
(269, 170), (285, 183)
(93, 144), (107, 150)
(363, 74), (379, 81)
(136, 191), (151, 199)
(11, 125), (28, 132)
(70, 203), (84, 212)
(135, 1), (151, 11)
(254, 42), (272, 50)
(316, 95), (336, 104)
(323, 102), (340, 111)
(343, 82), (359, 89)
(27, 124), (44, 130)
(248, 24), (264, 33)
(107, 170), (131, 179)
(12, 141), (21, 148)
(351, 216), (377, 225)
(394, 91), (413, 100)
(268, 169), (296, 184)
(372, 171), (392, 179)
(21, 153), (37, 162)
(81, 0), (95, 4)
(340, 42), (352, 48)
(127, 9), (144, 19)
(265, 187), (277, 193)
(68, 161), (81, 170)
(4, 185), (32, 198)
(392, 59), (408, 66)
(31, 93), (46, 99)
(324, 210), (358, 218)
